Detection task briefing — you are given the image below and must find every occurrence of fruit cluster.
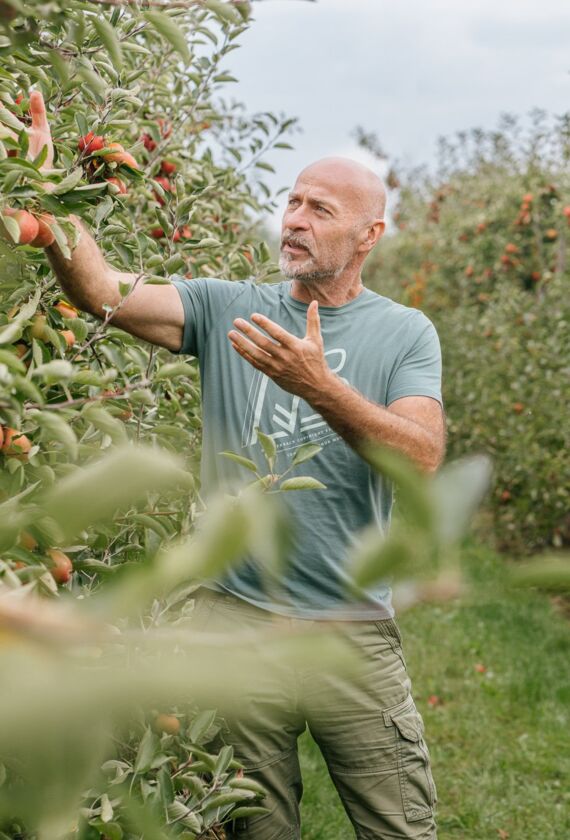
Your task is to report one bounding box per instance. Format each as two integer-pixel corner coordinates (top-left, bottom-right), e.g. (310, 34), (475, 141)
(1, 208), (55, 247)
(78, 131), (139, 195)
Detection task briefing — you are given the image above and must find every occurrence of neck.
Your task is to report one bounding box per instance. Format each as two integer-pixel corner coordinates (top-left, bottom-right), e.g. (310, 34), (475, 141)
(289, 268), (365, 307)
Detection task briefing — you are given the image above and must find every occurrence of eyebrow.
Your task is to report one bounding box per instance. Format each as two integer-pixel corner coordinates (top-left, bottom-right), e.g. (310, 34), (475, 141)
(288, 191), (339, 213)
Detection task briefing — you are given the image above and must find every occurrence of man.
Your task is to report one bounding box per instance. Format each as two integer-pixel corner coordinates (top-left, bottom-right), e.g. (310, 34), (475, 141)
(28, 92), (444, 838)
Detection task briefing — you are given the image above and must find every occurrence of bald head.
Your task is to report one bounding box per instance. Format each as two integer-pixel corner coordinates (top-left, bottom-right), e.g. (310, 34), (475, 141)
(280, 156), (387, 286)
(297, 157), (386, 223)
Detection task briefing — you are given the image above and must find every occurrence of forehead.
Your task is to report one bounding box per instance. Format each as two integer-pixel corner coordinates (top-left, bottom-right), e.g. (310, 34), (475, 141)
(290, 169), (361, 211)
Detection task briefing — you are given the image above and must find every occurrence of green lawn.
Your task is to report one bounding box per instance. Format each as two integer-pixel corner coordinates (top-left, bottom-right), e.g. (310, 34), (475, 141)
(298, 544), (570, 839)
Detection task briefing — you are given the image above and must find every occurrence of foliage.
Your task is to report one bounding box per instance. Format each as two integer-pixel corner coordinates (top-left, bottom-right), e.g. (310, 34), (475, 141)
(0, 445), (363, 839)
(0, 440), (492, 839)
(0, 1), (301, 836)
(362, 111), (570, 554)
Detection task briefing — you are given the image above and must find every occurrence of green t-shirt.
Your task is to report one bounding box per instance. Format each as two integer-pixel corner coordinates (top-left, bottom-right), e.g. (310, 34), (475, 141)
(172, 276), (443, 620)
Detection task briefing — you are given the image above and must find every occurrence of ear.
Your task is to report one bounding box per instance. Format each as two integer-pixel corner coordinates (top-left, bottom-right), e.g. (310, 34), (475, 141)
(358, 219), (386, 253)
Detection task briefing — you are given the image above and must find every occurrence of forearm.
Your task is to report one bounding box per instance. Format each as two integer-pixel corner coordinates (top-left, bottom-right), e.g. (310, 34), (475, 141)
(306, 373), (442, 472)
(45, 218), (126, 318)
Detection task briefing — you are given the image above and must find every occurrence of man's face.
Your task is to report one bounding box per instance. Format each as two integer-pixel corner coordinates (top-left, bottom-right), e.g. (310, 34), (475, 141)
(279, 175), (362, 284)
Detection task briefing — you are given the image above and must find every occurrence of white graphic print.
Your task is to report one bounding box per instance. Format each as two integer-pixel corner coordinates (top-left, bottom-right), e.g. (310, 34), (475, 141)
(241, 348), (349, 451)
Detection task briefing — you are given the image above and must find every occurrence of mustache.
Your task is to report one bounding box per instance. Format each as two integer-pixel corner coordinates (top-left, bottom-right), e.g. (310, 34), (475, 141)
(281, 235), (313, 255)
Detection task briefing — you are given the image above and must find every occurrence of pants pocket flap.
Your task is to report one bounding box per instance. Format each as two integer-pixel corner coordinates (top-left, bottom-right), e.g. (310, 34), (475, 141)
(391, 707), (422, 742)
(383, 696), (422, 741)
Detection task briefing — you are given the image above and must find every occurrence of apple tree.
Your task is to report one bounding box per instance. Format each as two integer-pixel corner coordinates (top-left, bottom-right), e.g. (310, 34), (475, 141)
(0, 0), (301, 836)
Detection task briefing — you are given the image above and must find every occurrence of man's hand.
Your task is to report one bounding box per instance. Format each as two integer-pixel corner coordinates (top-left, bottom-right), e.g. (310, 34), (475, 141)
(228, 301), (332, 400)
(229, 302), (445, 472)
(27, 91), (54, 171)
(0, 90), (54, 171)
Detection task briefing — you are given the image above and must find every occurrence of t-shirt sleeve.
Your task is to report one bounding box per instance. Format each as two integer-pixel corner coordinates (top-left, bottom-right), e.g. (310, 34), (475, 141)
(386, 312), (443, 407)
(170, 276), (246, 357)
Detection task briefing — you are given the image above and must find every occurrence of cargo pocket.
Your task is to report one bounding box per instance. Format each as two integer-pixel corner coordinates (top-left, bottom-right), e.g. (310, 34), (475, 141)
(383, 696), (437, 823)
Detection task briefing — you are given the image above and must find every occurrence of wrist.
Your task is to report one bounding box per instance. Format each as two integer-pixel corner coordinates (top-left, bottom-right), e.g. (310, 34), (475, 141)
(304, 369), (345, 410)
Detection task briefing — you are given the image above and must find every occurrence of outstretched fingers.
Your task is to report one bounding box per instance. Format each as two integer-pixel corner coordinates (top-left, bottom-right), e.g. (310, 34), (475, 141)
(29, 90), (49, 131)
(228, 329), (272, 369)
(232, 318), (282, 357)
(250, 313), (296, 348)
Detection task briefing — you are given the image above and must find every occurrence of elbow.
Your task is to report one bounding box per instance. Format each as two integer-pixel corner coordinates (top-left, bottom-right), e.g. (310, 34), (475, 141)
(420, 440), (446, 475)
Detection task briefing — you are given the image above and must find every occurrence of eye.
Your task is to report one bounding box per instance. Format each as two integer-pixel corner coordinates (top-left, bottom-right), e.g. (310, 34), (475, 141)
(316, 205), (329, 214)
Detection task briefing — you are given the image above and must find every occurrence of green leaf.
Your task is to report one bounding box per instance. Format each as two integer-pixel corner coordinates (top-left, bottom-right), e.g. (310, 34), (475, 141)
(13, 375), (44, 403)
(213, 744), (234, 777)
(17, 288), (42, 322)
(195, 237), (223, 248)
(204, 0), (243, 25)
(0, 107), (24, 133)
(40, 446), (191, 542)
(134, 727), (159, 775)
(214, 73), (238, 83)
(255, 161), (275, 173)
(204, 790), (255, 811)
(154, 361), (196, 380)
(158, 765), (175, 808)
(163, 254), (186, 274)
(92, 16), (123, 69)
(73, 558), (116, 576)
(0, 212), (20, 245)
(219, 451), (258, 473)
(255, 429), (276, 470)
(229, 806), (271, 819)
(279, 477), (327, 491)
(131, 513), (169, 540)
(188, 708), (217, 743)
(291, 443), (321, 467)
(32, 359), (73, 381)
(100, 792), (114, 823)
(32, 142), (48, 170)
(0, 318), (22, 344)
(229, 776), (267, 796)
(50, 221), (72, 260)
(0, 350), (26, 373)
(47, 49), (70, 84)
(82, 404), (127, 444)
(30, 409), (79, 459)
(360, 444), (434, 533)
(76, 60), (107, 102)
(349, 529), (420, 589)
(50, 168), (84, 195)
(143, 11), (190, 63)
(431, 455), (493, 544)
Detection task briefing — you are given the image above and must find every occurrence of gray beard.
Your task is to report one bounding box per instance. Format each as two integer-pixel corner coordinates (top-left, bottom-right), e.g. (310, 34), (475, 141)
(279, 254), (341, 284)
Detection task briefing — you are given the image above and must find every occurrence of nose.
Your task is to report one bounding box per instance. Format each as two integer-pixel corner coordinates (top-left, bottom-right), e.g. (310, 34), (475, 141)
(283, 202), (310, 232)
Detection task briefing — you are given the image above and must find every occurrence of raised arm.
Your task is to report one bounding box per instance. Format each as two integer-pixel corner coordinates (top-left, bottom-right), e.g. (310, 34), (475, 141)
(45, 219), (185, 353)
(22, 91), (185, 353)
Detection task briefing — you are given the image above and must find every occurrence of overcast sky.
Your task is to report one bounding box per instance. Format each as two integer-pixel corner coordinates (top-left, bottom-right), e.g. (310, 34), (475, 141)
(227, 0), (570, 230)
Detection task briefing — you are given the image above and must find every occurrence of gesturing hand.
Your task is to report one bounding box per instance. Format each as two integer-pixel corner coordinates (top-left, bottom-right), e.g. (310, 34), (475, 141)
(228, 301), (332, 401)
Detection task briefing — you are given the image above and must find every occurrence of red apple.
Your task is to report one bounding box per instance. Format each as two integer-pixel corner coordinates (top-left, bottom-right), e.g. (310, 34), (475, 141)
(3, 208), (39, 245)
(29, 213), (55, 248)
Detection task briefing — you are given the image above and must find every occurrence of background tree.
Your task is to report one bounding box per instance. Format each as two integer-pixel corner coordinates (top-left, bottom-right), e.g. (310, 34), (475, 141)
(359, 111), (570, 555)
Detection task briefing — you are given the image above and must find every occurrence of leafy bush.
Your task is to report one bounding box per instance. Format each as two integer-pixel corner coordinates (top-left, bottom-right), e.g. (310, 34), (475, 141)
(363, 111), (570, 554)
(0, 1), (299, 835)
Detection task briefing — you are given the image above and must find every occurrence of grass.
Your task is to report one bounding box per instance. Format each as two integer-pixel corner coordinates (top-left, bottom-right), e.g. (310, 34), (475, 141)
(298, 543), (570, 839)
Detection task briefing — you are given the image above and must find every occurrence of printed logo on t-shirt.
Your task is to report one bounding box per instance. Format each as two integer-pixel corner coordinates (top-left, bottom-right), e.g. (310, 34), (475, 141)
(241, 348), (348, 452)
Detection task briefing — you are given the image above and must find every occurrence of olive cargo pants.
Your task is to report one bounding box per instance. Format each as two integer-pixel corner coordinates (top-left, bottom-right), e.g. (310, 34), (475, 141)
(191, 587), (437, 840)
